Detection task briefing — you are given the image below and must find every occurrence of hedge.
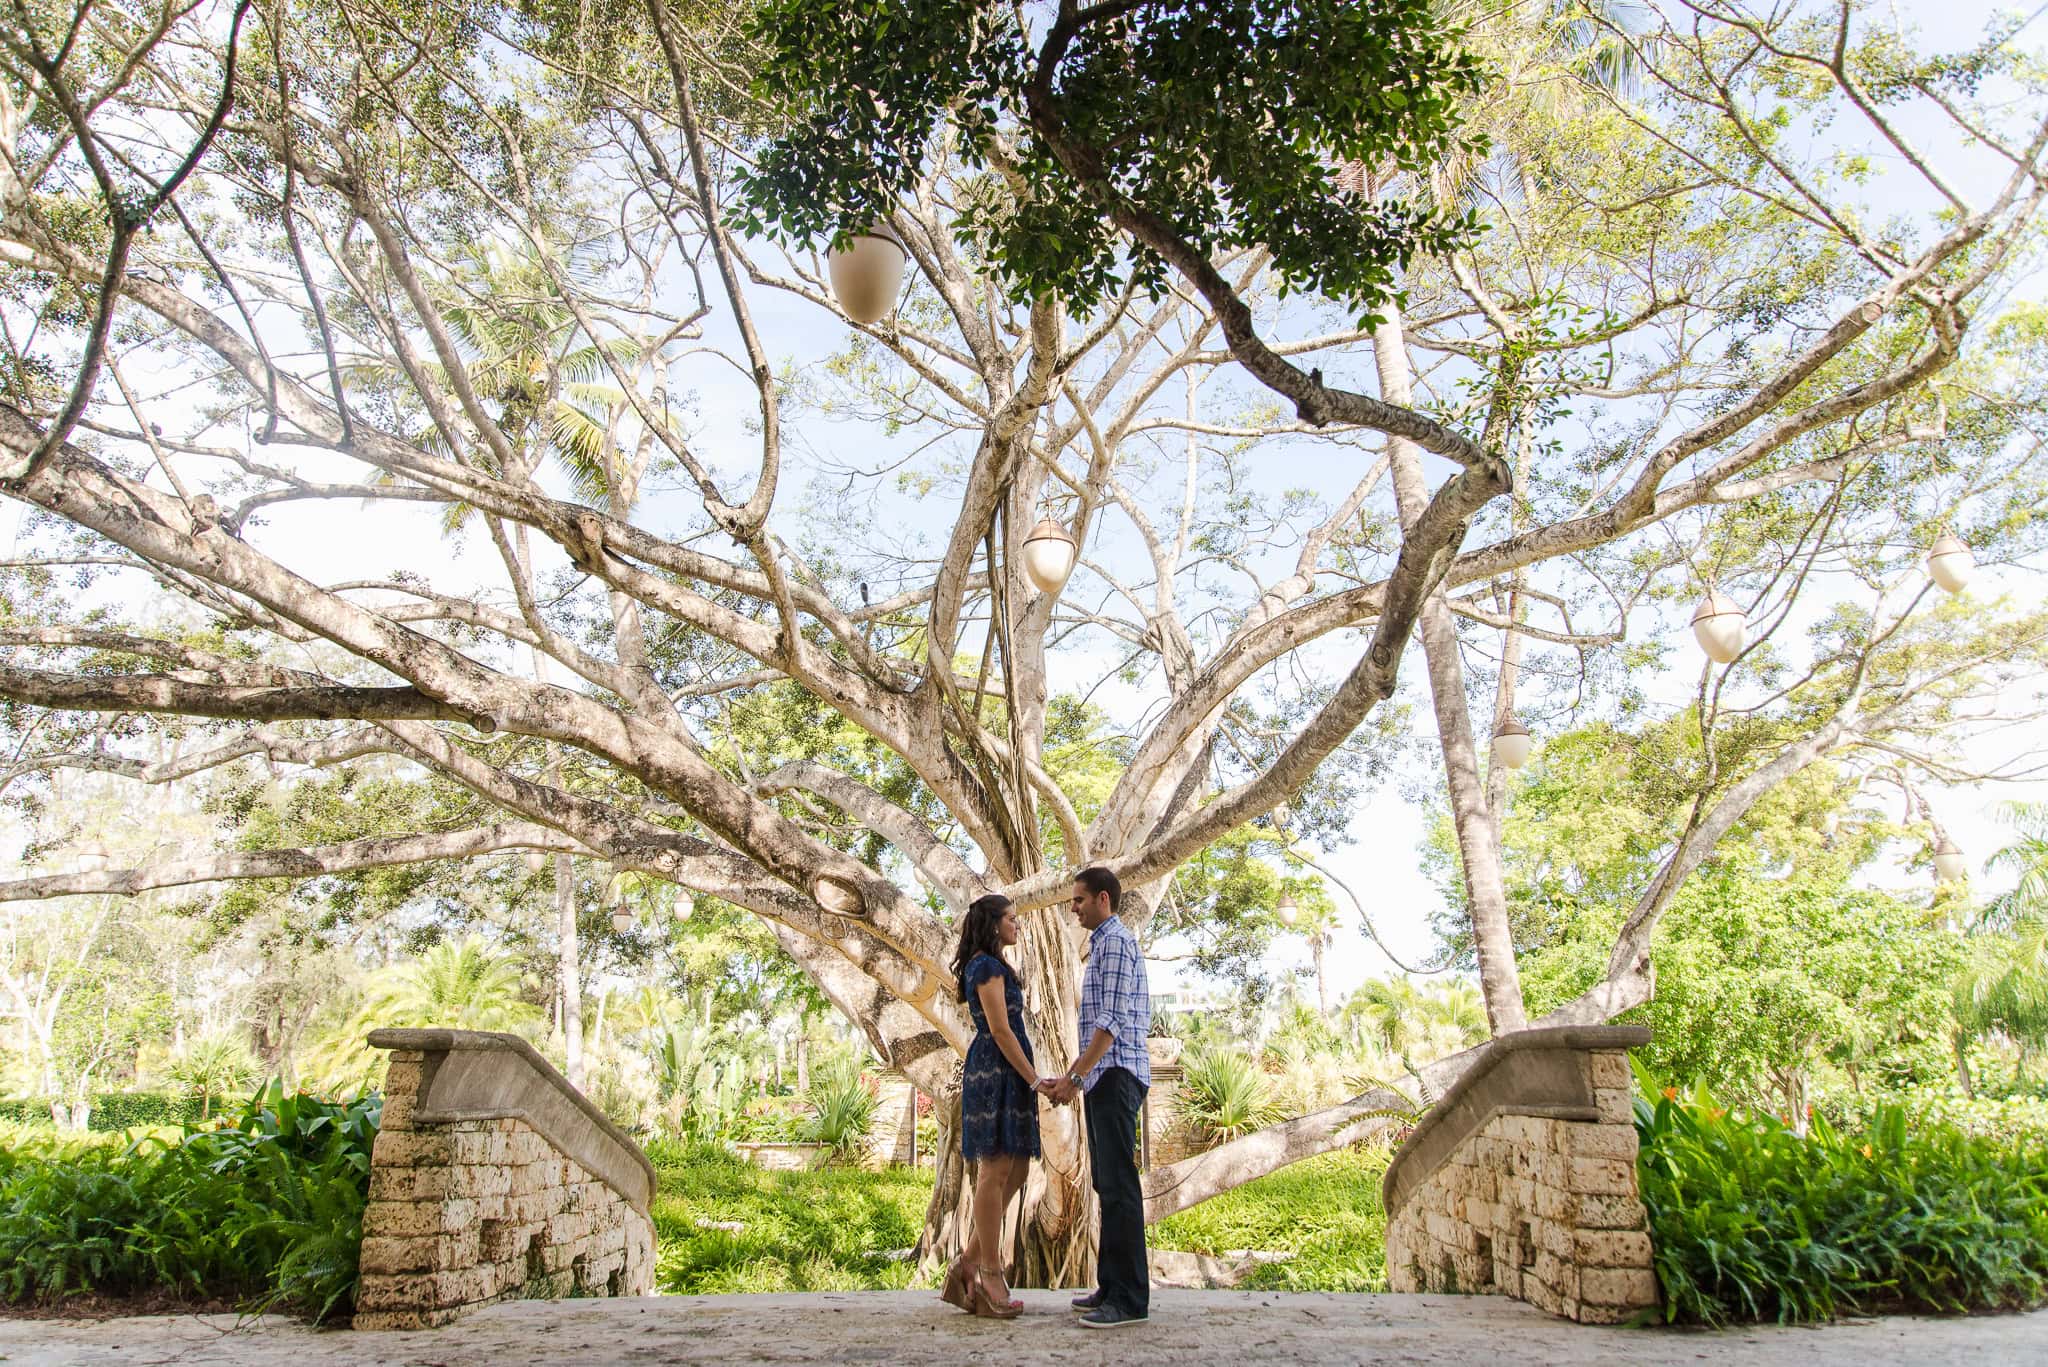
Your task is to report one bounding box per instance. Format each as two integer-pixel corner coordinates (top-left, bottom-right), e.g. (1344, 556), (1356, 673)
(0, 1093), (208, 1130)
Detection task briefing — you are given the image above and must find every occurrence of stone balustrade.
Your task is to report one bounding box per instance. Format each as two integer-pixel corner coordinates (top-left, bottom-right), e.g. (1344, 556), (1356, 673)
(354, 1029), (657, 1330)
(1382, 1026), (1659, 1324)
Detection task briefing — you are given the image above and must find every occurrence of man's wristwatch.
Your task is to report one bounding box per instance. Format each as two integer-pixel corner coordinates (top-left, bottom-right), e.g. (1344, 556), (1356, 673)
(1065, 1070), (1083, 1088)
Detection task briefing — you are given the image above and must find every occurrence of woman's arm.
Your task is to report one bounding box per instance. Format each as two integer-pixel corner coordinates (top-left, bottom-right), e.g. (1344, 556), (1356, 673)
(975, 973), (1039, 1084)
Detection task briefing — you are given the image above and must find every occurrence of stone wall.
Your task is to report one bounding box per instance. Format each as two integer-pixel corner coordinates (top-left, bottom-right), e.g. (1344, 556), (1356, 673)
(869, 1071), (918, 1167)
(1144, 1063), (1202, 1169)
(354, 1029), (657, 1330)
(1382, 1026), (1659, 1325)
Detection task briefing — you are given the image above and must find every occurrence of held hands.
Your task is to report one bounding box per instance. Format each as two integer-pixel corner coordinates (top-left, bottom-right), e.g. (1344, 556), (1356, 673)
(1035, 1075), (1080, 1106)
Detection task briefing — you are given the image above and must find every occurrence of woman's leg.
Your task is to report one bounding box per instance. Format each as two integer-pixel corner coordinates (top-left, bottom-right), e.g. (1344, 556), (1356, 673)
(958, 1158), (982, 1268)
(972, 1153), (1016, 1285)
(1002, 1150), (1029, 1215)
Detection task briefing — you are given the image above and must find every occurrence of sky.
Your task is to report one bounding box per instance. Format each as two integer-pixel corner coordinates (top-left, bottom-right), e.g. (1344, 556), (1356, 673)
(4, 0), (2046, 1019)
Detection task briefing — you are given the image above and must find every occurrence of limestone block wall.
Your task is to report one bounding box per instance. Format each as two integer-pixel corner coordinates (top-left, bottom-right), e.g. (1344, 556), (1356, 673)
(869, 1071), (917, 1167)
(1382, 1027), (1659, 1325)
(1144, 1064), (1202, 1169)
(354, 1029), (658, 1330)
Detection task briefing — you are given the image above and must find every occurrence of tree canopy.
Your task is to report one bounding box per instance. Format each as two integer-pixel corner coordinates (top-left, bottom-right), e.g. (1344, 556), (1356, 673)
(1, 0), (2045, 1260)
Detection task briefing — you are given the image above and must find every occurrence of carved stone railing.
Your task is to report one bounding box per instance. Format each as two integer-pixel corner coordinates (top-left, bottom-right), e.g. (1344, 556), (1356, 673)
(1382, 1026), (1658, 1324)
(354, 1029), (657, 1330)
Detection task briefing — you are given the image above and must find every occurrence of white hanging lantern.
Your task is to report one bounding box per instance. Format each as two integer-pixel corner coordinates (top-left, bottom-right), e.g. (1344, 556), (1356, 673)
(1491, 716), (1533, 770)
(675, 890), (695, 922)
(1020, 517), (1079, 596)
(1821, 811), (1841, 838)
(1691, 590), (1747, 665)
(74, 847), (110, 874)
(1926, 533), (1974, 595)
(826, 228), (905, 325)
(610, 906), (637, 935)
(522, 849), (548, 874)
(1275, 890), (1299, 926)
(1931, 837), (1966, 883)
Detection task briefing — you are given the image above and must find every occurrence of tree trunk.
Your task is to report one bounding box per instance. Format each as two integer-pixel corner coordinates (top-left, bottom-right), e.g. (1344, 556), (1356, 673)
(1312, 933), (1328, 1017)
(1371, 310), (1527, 1034)
(555, 852), (583, 1088)
(1953, 1032), (1975, 1098)
(1784, 1068), (1810, 1138)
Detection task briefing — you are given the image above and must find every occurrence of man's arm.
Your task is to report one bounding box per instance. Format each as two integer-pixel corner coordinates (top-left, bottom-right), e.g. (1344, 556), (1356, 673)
(1050, 936), (1137, 1102)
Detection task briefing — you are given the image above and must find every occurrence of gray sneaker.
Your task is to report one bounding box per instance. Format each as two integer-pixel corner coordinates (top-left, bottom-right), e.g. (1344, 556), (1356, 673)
(1070, 1289), (1104, 1311)
(1079, 1305), (1149, 1329)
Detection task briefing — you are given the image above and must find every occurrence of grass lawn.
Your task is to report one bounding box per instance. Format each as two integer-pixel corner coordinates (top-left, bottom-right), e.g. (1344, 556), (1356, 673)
(647, 1141), (931, 1293)
(647, 1140), (1390, 1294)
(1148, 1145), (1391, 1291)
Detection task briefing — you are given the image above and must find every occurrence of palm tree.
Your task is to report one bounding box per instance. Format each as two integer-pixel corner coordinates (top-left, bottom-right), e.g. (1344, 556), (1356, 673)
(361, 937), (541, 1031)
(299, 938), (541, 1092)
(166, 1031), (260, 1120)
(1951, 923), (2048, 1095)
(1339, 976), (1490, 1062)
(351, 239), (651, 517)
(1983, 802), (2048, 929)
(1948, 805), (2048, 1095)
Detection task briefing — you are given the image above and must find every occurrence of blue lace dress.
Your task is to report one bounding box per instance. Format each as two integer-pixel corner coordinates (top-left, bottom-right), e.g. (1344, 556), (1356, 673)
(959, 952), (1041, 1160)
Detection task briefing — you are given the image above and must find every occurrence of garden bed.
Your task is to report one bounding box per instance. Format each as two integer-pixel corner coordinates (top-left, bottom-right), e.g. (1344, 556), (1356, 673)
(730, 1141), (834, 1171)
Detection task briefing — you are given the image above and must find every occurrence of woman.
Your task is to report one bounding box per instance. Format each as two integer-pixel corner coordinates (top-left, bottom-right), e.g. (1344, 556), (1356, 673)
(941, 893), (1048, 1320)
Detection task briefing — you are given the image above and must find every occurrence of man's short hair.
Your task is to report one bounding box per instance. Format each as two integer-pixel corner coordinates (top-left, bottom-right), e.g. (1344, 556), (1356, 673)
(1073, 865), (1121, 912)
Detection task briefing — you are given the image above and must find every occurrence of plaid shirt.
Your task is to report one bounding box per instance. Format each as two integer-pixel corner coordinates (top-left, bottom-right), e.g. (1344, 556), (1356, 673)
(1076, 915), (1151, 1092)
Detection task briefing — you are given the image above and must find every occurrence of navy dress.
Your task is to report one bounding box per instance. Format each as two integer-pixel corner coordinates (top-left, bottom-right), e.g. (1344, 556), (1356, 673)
(959, 952), (1041, 1160)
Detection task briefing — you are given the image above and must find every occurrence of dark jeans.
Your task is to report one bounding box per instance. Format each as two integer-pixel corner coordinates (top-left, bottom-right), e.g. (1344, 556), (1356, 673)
(1083, 1066), (1149, 1315)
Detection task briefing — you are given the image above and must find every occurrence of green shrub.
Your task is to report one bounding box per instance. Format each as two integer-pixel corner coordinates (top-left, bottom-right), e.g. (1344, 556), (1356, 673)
(1822, 1084), (2048, 1144)
(0, 1081), (379, 1322)
(725, 1094), (808, 1144)
(0, 1093), (206, 1130)
(1635, 1062), (2048, 1325)
(801, 1067), (878, 1159)
(1178, 1045), (1280, 1143)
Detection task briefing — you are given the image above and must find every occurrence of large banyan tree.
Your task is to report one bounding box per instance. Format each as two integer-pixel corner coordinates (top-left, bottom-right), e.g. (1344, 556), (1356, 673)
(3, 0), (2046, 1278)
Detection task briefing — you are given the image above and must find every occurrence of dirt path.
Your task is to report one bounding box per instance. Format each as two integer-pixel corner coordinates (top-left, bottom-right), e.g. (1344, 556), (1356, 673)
(1, 1291), (2041, 1366)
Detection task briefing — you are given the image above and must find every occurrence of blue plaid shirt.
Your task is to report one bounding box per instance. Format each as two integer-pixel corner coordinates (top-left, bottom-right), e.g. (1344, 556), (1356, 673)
(1076, 915), (1151, 1092)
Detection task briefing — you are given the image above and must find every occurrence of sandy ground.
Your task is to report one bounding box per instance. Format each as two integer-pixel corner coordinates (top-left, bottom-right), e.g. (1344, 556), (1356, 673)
(0, 1291), (2043, 1366)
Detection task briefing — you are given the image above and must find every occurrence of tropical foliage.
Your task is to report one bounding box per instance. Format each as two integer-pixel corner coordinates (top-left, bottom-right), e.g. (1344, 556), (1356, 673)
(1178, 1044), (1283, 1144)
(1636, 1069), (2048, 1325)
(0, 1084), (379, 1322)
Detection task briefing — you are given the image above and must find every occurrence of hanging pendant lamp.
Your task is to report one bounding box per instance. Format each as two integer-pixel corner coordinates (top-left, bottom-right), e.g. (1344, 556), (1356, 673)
(1021, 517), (1079, 596)
(827, 227), (906, 325)
(1932, 837), (1967, 883)
(1691, 590), (1747, 664)
(1491, 716), (1533, 769)
(1926, 533), (1974, 595)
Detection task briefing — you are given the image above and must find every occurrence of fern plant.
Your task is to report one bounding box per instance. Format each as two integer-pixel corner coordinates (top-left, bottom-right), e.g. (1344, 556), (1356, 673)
(0, 1083), (379, 1322)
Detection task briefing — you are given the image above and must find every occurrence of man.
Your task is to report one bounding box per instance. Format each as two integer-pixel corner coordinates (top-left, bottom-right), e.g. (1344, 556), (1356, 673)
(1045, 865), (1151, 1329)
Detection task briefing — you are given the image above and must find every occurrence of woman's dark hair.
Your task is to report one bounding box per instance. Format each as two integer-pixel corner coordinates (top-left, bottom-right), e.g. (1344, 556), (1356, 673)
(952, 893), (1013, 1002)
